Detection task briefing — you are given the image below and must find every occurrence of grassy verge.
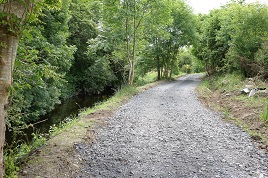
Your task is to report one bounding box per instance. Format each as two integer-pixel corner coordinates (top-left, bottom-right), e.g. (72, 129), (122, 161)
(197, 73), (268, 146)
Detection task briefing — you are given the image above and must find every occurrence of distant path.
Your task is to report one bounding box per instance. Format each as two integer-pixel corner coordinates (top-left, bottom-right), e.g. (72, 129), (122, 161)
(75, 74), (268, 177)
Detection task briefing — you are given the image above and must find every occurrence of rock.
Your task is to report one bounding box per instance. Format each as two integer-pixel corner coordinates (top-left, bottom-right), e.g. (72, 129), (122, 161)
(258, 144), (267, 149)
(245, 84), (255, 89)
(73, 164), (80, 169)
(241, 88), (250, 94)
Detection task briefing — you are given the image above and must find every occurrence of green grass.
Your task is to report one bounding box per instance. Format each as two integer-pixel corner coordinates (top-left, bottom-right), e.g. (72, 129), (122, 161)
(134, 71), (186, 87)
(199, 73), (244, 91)
(261, 102), (268, 122)
(135, 72), (158, 86)
(81, 85), (139, 116)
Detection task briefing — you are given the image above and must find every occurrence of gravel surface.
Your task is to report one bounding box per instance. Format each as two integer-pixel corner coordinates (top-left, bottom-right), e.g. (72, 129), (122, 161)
(75, 74), (268, 178)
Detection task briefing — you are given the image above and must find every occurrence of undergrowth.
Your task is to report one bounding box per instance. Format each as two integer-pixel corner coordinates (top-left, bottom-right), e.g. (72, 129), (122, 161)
(199, 73), (244, 91)
(4, 134), (46, 178)
(135, 72), (158, 86)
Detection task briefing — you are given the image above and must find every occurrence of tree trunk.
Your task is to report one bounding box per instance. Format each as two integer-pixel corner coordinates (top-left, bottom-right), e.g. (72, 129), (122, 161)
(169, 53), (177, 80)
(128, 60), (135, 85)
(157, 55), (161, 80)
(128, 0), (136, 86)
(0, 1), (30, 176)
(164, 65), (169, 79)
(0, 28), (19, 178)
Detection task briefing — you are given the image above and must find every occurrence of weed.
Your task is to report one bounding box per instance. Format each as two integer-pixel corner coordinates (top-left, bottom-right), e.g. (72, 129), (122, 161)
(224, 107), (231, 120)
(261, 102), (268, 122)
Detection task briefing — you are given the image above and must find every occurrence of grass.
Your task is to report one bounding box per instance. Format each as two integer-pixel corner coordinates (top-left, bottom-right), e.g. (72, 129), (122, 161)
(135, 72), (158, 86)
(261, 102), (268, 122)
(135, 71), (185, 87)
(81, 85), (139, 116)
(199, 73), (244, 91)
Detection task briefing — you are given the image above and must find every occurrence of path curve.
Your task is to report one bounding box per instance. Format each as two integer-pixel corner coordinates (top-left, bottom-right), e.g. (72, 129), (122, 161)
(75, 74), (268, 178)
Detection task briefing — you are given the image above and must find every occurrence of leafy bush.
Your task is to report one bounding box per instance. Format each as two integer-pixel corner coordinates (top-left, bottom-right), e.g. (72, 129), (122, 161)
(255, 40), (268, 79)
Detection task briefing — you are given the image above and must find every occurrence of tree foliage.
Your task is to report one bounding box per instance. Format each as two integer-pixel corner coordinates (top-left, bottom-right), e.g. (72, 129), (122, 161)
(66, 0), (116, 94)
(0, 0), (62, 177)
(193, 2), (268, 78)
(8, 1), (76, 127)
(102, 0), (196, 82)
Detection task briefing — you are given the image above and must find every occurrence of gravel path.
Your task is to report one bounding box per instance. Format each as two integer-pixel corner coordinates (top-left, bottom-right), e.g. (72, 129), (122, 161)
(75, 74), (268, 178)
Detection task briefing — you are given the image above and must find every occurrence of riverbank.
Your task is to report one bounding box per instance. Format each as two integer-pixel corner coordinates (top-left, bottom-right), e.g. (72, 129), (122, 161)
(18, 74), (170, 177)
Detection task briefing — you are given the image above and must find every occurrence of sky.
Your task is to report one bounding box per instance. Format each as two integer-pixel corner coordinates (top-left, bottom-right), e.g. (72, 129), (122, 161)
(187, 0), (268, 14)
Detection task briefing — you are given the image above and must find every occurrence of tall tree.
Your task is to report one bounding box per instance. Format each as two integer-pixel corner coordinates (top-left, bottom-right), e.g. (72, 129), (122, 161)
(67, 0), (104, 94)
(0, 0), (60, 176)
(103, 0), (156, 85)
(138, 0), (196, 79)
(142, 0), (172, 80)
(7, 0), (75, 127)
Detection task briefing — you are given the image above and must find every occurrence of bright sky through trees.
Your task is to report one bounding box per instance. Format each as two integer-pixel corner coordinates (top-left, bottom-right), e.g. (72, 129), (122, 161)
(187, 0), (268, 14)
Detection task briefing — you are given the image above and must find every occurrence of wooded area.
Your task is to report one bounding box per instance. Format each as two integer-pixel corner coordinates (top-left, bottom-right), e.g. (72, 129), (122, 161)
(193, 1), (268, 78)
(1, 0), (268, 176)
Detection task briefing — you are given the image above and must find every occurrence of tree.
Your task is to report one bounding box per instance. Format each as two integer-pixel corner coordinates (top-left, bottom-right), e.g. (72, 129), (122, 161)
(67, 0), (102, 94)
(193, 10), (228, 75)
(166, 0), (196, 78)
(103, 0), (158, 85)
(225, 3), (268, 77)
(193, 2), (268, 77)
(0, 0), (60, 176)
(7, 0), (75, 129)
(138, 0), (196, 80)
(141, 0), (172, 80)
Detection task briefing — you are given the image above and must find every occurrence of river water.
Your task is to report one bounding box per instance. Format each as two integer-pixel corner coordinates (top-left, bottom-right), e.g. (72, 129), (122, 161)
(6, 91), (113, 146)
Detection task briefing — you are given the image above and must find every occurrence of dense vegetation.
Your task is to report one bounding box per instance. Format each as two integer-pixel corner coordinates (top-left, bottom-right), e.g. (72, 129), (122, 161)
(193, 1), (268, 78)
